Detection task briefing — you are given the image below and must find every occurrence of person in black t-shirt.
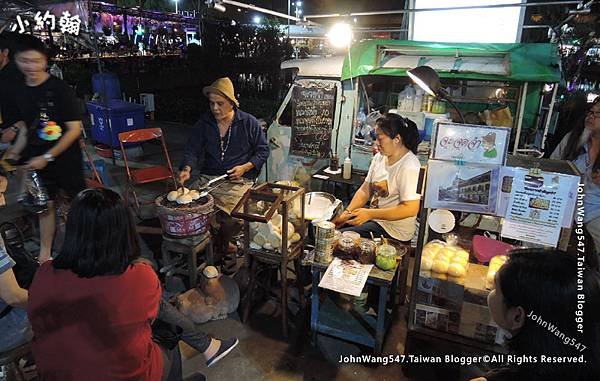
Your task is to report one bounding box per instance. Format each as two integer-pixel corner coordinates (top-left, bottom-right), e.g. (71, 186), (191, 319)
(11, 35), (85, 263)
(0, 32), (25, 163)
(0, 32), (24, 134)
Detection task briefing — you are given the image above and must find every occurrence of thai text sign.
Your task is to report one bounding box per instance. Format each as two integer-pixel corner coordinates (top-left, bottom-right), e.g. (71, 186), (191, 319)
(432, 122), (510, 165)
(290, 82), (337, 158)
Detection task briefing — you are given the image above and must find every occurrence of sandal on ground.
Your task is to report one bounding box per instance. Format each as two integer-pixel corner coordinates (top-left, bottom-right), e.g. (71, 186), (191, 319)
(206, 338), (239, 368)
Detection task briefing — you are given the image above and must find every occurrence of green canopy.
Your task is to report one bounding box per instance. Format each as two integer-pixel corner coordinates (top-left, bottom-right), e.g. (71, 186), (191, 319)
(341, 40), (561, 83)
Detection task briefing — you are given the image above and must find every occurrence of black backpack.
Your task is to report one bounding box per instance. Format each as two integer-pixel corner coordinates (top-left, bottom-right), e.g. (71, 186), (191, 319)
(0, 222), (39, 319)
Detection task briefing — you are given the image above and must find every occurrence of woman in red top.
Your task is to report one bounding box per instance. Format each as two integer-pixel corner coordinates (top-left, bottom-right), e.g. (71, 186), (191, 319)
(28, 189), (238, 380)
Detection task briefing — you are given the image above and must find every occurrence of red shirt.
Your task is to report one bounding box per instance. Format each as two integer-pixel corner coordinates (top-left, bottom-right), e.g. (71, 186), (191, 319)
(28, 262), (164, 381)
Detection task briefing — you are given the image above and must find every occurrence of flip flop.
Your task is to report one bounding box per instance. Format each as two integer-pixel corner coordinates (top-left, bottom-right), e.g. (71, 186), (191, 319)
(206, 338), (239, 368)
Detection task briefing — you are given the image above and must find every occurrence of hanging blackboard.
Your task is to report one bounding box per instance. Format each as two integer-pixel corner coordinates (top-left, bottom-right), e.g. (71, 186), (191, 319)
(290, 82), (337, 158)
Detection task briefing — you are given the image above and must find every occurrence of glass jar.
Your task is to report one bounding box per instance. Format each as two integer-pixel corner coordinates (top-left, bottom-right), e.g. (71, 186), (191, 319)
(341, 231), (361, 243)
(375, 244), (397, 270)
(334, 236), (357, 260)
(358, 239), (376, 264)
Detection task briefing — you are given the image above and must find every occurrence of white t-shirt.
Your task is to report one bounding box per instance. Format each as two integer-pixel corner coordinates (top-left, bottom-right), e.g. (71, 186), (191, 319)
(365, 151), (421, 241)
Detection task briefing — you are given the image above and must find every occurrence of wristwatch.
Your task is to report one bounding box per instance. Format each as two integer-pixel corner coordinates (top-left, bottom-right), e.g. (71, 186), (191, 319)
(43, 153), (55, 162)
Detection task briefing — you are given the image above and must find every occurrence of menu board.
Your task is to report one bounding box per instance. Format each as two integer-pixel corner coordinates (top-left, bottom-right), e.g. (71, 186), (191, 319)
(290, 83), (337, 158)
(500, 168), (577, 246)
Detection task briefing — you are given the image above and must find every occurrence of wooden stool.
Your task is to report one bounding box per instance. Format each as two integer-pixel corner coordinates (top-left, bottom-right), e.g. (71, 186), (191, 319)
(0, 342), (32, 381)
(242, 248), (305, 338)
(161, 232), (213, 289)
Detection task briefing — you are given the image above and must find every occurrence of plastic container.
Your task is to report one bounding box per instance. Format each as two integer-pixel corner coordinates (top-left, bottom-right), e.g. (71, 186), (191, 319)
(87, 100), (145, 148)
(92, 72), (121, 101)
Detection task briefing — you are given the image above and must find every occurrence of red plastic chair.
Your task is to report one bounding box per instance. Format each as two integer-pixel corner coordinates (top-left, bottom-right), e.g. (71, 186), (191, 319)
(118, 128), (177, 214)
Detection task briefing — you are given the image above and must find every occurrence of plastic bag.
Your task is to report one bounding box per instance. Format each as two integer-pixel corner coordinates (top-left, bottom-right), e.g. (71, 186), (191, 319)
(18, 170), (49, 214)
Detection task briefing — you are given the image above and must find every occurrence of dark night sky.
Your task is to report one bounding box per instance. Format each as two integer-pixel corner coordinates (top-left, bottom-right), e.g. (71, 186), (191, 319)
(198, 0), (406, 26)
(246, 0), (404, 16)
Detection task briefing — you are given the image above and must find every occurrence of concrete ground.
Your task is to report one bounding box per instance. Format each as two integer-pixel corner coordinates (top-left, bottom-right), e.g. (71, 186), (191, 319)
(1, 120), (487, 381)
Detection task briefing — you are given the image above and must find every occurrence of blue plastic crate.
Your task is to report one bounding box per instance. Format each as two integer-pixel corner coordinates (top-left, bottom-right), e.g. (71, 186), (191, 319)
(92, 73), (121, 101)
(87, 100), (145, 148)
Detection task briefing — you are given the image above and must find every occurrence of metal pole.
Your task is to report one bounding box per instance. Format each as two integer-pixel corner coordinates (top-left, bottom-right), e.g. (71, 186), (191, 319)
(288, 0), (290, 37)
(305, 1), (583, 19)
(516, 0), (526, 43)
(513, 82), (528, 155)
(175, 0), (178, 14)
(541, 85), (559, 152)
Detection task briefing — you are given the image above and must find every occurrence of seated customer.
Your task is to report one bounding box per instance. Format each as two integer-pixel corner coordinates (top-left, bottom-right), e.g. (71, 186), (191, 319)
(28, 188), (237, 380)
(334, 113), (421, 243)
(0, 235), (31, 352)
(472, 249), (600, 381)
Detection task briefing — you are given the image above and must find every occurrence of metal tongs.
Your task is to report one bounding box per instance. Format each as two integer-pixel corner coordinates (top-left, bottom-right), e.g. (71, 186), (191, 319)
(197, 173), (229, 197)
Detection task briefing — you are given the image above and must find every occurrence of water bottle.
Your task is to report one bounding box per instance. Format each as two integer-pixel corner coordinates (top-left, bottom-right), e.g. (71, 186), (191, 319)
(356, 107), (367, 139)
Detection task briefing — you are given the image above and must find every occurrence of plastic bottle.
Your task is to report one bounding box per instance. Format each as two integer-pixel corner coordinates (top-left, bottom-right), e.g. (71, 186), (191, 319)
(413, 89), (424, 112)
(356, 107), (367, 139)
(399, 85), (415, 111)
(343, 147), (352, 180)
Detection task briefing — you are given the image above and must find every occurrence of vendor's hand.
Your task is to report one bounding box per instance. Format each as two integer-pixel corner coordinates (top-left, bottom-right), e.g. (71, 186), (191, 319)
(1, 128), (17, 143)
(26, 156), (49, 170)
(346, 208), (372, 226)
(227, 163), (251, 180)
(333, 209), (353, 227)
(178, 167), (191, 184)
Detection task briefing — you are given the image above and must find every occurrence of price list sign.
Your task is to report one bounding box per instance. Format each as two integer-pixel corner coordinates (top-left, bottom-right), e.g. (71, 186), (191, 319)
(501, 169), (570, 246)
(290, 83), (337, 158)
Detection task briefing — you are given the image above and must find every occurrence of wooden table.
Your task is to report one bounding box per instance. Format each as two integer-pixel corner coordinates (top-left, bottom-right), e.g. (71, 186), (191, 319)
(303, 252), (407, 355)
(312, 166), (366, 201)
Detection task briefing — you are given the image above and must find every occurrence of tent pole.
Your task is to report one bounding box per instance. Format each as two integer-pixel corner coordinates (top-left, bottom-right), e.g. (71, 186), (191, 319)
(540, 85), (558, 153)
(513, 82), (528, 154)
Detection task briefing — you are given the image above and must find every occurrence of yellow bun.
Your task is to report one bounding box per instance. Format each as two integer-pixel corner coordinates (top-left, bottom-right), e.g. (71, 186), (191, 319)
(434, 252), (453, 262)
(432, 259), (450, 274)
(448, 262), (466, 277)
(432, 272), (447, 280)
(486, 270), (497, 289)
(422, 256), (434, 271)
(451, 259), (469, 270)
(422, 247), (437, 258)
(453, 250), (469, 263)
(438, 247), (456, 259)
(490, 255), (508, 269)
(425, 242), (444, 253)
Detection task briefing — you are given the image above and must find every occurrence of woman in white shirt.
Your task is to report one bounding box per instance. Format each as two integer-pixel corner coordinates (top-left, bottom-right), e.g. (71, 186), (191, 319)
(335, 113), (422, 243)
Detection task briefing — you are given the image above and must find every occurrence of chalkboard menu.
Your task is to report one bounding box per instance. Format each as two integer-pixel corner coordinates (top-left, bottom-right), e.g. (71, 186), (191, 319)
(290, 82), (337, 158)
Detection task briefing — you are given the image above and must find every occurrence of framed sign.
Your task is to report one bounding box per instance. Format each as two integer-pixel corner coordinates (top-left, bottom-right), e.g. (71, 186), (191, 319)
(500, 168), (579, 246)
(290, 82), (337, 158)
(425, 160), (501, 215)
(431, 123), (510, 165)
